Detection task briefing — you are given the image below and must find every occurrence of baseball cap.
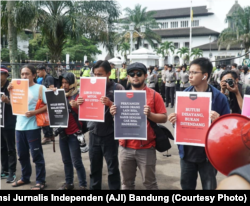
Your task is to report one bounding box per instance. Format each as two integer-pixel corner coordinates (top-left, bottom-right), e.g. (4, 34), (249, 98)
(1, 65), (9, 76)
(127, 62), (147, 74)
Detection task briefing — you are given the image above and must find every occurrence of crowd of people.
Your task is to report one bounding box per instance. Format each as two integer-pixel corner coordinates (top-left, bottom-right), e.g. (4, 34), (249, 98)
(1, 57), (250, 190)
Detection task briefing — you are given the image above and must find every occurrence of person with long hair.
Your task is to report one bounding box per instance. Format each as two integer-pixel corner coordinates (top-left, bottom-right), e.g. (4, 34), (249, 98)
(8, 65), (47, 190)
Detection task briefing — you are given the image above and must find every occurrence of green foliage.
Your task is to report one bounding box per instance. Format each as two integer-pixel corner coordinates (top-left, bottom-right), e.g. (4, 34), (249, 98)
(1, 48), (28, 62)
(190, 48), (203, 59)
(160, 41), (175, 56)
(117, 42), (130, 60)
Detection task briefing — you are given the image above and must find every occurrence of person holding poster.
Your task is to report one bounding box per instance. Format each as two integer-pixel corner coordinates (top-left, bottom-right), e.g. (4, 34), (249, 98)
(7, 65), (47, 190)
(168, 58), (230, 190)
(220, 70), (250, 114)
(110, 62), (167, 190)
(77, 60), (124, 190)
(56, 72), (88, 190)
(1, 66), (17, 183)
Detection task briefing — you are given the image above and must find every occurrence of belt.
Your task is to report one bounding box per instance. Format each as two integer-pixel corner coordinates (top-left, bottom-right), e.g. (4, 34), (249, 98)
(167, 81), (175, 83)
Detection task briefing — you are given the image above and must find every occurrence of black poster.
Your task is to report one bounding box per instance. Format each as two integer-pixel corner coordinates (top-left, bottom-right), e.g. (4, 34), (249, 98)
(114, 91), (147, 140)
(0, 92), (5, 128)
(45, 89), (68, 128)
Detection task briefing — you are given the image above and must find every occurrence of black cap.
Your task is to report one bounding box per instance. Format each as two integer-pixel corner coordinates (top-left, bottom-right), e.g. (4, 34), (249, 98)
(127, 62), (147, 74)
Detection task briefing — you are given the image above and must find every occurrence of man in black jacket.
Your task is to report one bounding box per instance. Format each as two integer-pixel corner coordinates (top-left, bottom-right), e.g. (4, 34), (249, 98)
(1, 65), (17, 183)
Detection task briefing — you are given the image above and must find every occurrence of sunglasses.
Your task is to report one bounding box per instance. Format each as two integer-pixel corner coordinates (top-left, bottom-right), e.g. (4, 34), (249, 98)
(128, 71), (143, 77)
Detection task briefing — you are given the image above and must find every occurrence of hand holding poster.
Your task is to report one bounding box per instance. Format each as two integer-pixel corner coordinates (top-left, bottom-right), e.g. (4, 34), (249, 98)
(79, 77), (106, 122)
(114, 91), (147, 140)
(10, 79), (29, 116)
(45, 89), (68, 128)
(175, 92), (211, 147)
(0, 92), (5, 127)
(242, 95), (250, 118)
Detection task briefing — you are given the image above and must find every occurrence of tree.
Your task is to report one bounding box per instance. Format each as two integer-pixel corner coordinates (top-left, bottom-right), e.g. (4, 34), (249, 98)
(117, 42), (130, 61)
(154, 47), (165, 58)
(160, 41), (175, 57)
(218, 6), (250, 58)
(177, 47), (189, 58)
(118, 4), (161, 50)
(191, 48), (203, 59)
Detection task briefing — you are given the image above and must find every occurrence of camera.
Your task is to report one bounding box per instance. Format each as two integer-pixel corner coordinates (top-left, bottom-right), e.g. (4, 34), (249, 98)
(225, 78), (234, 88)
(54, 127), (67, 138)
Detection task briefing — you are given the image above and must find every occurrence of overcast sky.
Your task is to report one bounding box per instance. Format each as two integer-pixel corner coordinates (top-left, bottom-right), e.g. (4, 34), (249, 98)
(116, 0), (250, 17)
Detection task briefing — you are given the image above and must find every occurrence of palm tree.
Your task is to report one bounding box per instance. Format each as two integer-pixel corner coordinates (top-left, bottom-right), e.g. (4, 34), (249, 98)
(177, 47), (190, 64)
(218, 6), (250, 58)
(160, 41), (175, 57)
(117, 4), (161, 50)
(118, 42), (130, 61)
(191, 48), (203, 59)
(154, 47), (165, 58)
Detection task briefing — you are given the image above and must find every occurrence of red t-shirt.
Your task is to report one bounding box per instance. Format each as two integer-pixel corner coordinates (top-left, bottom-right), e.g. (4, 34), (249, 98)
(119, 86), (167, 149)
(65, 94), (82, 135)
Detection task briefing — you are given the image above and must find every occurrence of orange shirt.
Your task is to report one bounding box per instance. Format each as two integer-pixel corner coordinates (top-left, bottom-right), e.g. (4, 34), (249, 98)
(119, 86), (167, 149)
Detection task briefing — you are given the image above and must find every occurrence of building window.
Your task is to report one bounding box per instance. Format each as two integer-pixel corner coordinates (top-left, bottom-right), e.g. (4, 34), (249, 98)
(174, 43), (179, 49)
(185, 42), (189, 48)
(192, 20), (199, 27)
(181, 21), (189, 28)
(171, 21), (178, 28)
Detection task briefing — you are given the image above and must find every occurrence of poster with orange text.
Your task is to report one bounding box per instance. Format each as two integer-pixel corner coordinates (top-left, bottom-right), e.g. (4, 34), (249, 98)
(175, 92), (211, 147)
(10, 79), (29, 116)
(79, 77), (106, 122)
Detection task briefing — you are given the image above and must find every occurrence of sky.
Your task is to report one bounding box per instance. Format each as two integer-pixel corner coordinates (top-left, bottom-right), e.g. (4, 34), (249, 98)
(116, 0), (250, 17)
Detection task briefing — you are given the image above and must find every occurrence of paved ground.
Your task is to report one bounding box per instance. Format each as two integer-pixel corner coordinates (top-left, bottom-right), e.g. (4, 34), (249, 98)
(1, 107), (226, 190)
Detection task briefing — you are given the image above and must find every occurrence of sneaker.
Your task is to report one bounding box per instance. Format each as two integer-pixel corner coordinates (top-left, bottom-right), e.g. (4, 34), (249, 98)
(41, 137), (51, 145)
(1, 172), (9, 179)
(79, 186), (88, 190)
(6, 172), (16, 183)
(58, 183), (74, 190)
(80, 144), (89, 153)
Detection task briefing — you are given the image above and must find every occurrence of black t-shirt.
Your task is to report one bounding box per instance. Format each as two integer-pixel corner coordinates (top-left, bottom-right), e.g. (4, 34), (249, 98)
(183, 85), (211, 163)
(42, 75), (54, 88)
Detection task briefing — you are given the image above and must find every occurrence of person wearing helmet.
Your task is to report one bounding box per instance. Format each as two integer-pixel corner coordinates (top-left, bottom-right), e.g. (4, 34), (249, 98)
(80, 61), (91, 77)
(57, 72), (88, 190)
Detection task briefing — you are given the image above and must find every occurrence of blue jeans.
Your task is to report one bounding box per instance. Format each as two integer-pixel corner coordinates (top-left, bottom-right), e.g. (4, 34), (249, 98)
(180, 159), (217, 190)
(89, 132), (120, 190)
(59, 133), (87, 187)
(16, 129), (46, 184)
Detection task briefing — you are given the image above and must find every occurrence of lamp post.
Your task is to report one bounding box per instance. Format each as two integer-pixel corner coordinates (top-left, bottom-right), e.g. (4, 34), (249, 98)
(129, 23), (135, 55)
(209, 35), (212, 58)
(141, 25), (146, 48)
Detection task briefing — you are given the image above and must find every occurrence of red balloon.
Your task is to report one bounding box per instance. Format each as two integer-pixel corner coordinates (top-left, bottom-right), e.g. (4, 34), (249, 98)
(205, 114), (250, 176)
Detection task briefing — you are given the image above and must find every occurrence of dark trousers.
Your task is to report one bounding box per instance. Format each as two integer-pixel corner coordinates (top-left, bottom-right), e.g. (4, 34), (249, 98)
(1, 129), (17, 174)
(175, 82), (181, 91)
(180, 159), (217, 190)
(59, 133), (87, 187)
(161, 83), (165, 101)
(42, 126), (54, 138)
(16, 129), (46, 184)
(165, 86), (175, 107)
(155, 82), (159, 93)
(120, 79), (127, 89)
(89, 132), (121, 190)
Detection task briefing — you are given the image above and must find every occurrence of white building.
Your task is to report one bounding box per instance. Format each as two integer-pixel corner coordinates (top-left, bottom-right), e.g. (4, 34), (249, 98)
(95, 0), (247, 67)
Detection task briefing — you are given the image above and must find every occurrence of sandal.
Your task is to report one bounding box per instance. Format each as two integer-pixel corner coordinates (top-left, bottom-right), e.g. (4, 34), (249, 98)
(31, 182), (47, 190)
(12, 179), (31, 187)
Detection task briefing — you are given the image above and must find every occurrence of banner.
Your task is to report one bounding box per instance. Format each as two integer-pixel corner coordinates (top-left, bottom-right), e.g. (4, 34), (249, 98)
(242, 95), (250, 118)
(10, 79), (29, 116)
(114, 90), (147, 140)
(0, 92), (5, 127)
(175, 92), (212, 147)
(79, 77), (106, 122)
(45, 89), (69, 128)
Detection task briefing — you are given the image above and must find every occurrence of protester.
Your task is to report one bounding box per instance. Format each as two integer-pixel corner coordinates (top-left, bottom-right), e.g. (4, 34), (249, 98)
(216, 164), (250, 190)
(168, 58), (230, 190)
(118, 62), (128, 89)
(77, 60), (124, 190)
(175, 66), (181, 92)
(180, 64), (190, 91)
(109, 62), (118, 83)
(36, 64), (55, 145)
(220, 70), (250, 114)
(147, 66), (157, 90)
(56, 72), (88, 190)
(211, 64), (221, 89)
(161, 64), (168, 101)
(8, 65), (47, 190)
(231, 63), (241, 79)
(110, 62), (167, 190)
(153, 66), (160, 93)
(1, 65), (17, 183)
(241, 66), (250, 84)
(80, 60), (91, 77)
(164, 64), (176, 108)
